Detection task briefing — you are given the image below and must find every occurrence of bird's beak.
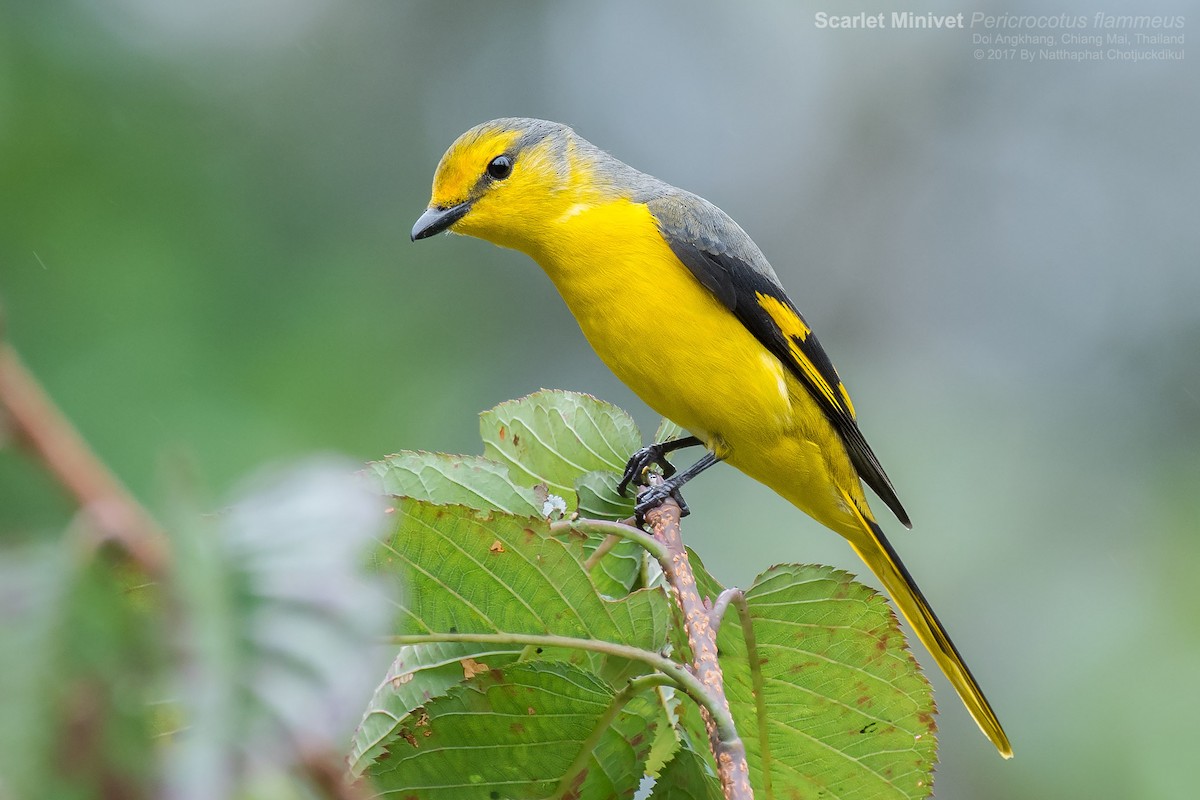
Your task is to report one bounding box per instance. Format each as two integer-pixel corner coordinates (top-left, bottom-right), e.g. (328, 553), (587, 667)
(411, 201), (472, 241)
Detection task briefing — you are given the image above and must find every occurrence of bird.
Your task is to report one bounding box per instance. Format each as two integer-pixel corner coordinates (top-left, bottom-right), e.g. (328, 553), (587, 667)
(410, 117), (1011, 758)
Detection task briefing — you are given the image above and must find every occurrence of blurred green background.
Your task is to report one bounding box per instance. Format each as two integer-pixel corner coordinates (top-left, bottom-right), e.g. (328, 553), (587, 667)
(2, 1), (1196, 797)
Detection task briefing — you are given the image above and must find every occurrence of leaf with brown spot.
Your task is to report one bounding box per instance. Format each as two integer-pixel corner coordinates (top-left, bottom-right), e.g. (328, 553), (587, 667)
(462, 658), (489, 679)
(368, 662), (655, 799)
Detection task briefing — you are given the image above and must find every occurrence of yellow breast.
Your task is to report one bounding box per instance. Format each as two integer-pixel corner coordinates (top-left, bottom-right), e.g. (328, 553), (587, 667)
(528, 199), (793, 452)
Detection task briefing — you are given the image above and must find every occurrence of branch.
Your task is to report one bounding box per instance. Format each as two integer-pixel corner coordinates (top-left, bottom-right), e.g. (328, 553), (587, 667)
(298, 750), (375, 800)
(0, 341), (168, 576)
(641, 478), (752, 800)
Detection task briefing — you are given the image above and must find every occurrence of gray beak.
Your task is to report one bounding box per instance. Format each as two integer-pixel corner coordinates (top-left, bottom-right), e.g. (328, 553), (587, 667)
(411, 201), (472, 241)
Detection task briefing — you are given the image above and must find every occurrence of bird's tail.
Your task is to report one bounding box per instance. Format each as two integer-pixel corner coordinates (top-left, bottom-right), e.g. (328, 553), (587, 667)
(841, 491), (1013, 758)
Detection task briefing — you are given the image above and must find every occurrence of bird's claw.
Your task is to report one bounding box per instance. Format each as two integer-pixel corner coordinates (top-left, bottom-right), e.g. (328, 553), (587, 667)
(634, 480), (690, 525)
(618, 443), (679, 497)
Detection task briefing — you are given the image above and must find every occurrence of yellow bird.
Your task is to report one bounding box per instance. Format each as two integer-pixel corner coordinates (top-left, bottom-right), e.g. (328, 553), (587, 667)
(411, 118), (1011, 758)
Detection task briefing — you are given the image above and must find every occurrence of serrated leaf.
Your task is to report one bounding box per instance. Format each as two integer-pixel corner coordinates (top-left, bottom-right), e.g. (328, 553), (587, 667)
(649, 742), (723, 800)
(366, 451), (544, 516)
(480, 390), (642, 502)
(584, 533), (643, 600)
(657, 553), (937, 798)
(575, 469), (635, 521)
(575, 471), (642, 596)
(366, 502), (674, 788)
(368, 661), (664, 799)
(350, 642), (523, 775)
(375, 501), (669, 649)
(653, 418), (689, 445)
(361, 391), (941, 798)
(637, 687), (684, 780)
(590, 687), (676, 800)
(719, 564), (938, 800)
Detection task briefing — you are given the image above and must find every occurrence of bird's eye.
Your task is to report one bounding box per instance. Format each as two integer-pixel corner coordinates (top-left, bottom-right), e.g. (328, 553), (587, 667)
(486, 155), (513, 180)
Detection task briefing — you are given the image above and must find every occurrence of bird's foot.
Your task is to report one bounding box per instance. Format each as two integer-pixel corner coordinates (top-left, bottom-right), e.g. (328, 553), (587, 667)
(617, 442), (679, 497)
(634, 479), (690, 525)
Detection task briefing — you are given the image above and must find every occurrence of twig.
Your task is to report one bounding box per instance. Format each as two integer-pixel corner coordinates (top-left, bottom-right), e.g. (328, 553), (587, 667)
(550, 517), (671, 564)
(641, 477), (752, 800)
(0, 342), (168, 576)
(582, 532), (622, 572)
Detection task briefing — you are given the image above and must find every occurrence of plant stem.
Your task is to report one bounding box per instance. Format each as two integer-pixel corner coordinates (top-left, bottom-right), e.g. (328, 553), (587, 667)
(386, 631), (735, 739)
(551, 517), (671, 564)
(552, 673), (676, 798)
(582, 532), (622, 572)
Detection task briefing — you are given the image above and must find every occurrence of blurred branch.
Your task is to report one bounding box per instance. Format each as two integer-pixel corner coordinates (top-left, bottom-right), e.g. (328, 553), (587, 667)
(300, 750), (375, 800)
(641, 477), (752, 800)
(0, 340), (168, 576)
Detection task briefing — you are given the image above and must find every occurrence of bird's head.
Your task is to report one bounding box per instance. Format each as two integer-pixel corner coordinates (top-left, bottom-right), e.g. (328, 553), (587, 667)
(411, 118), (620, 254)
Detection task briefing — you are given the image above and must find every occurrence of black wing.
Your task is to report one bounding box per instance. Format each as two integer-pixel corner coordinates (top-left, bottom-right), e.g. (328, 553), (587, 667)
(646, 192), (911, 528)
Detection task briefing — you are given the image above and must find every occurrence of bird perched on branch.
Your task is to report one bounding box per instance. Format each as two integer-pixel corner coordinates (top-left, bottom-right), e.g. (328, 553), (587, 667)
(411, 117), (1011, 758)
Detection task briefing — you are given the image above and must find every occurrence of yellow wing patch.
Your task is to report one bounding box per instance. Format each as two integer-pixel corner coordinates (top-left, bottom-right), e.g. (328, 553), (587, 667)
(756, 293), (810, 341)
(756, 291), (856, 420)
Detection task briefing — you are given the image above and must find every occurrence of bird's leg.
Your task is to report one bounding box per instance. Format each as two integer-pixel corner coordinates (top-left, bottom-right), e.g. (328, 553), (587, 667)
(635, 451), (721, 523)
(617, 435), (704, 496)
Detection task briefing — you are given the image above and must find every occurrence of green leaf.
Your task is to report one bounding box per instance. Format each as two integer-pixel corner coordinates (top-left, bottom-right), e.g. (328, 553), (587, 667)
(480, 390), (642, 503)
(719, 564), (938, 800)
(366, 450), (544, 516)
(375, 501), (669, 649)
(364, 502), (674, 783)
(369, 396), (646, 597)
(634, 686), (684, 780)
(649, 742), (724, 800)
(584, 533), (643, 599)
(367, 661), (657, 800)
(653, 418), (689, 445)
(575, 469), (635, 521)
(655, 553), (937, 798)
(575, 471), (641, 596)
(350, 642), (522, 776)
(592, 686), (677, 800)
